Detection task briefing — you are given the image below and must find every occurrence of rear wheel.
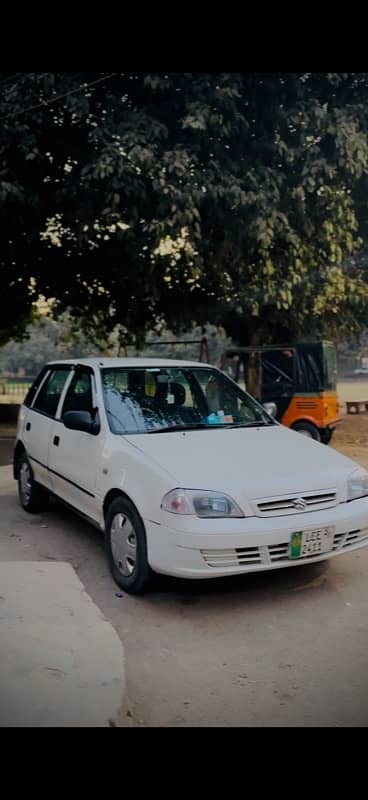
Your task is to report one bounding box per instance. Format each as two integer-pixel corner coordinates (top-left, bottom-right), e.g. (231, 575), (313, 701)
(291, 421), (321, 442)
(17, 453), (49, 513)
(105, 496), (153, 594)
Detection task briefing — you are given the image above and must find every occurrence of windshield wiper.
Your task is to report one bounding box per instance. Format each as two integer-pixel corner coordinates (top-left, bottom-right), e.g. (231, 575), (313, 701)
(224, 421), (273, 428)
(147, 423), (209, 433)
(146, 420), (273, 433)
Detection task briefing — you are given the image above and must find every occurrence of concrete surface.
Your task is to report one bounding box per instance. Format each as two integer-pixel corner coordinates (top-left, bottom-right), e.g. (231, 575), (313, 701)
(1, 464), (368, 726)
(0, 536), (126, 726)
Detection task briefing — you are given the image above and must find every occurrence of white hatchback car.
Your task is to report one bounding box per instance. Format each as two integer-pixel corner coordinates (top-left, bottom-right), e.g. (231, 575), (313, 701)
(14, 358), (368, 593)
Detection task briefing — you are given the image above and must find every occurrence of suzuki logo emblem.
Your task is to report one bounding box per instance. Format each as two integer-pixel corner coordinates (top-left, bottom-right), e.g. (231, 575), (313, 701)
(292, 497), (307, 509)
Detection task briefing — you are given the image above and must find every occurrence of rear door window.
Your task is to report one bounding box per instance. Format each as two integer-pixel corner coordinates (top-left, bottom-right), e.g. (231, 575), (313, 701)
(32, 368), (71, 418)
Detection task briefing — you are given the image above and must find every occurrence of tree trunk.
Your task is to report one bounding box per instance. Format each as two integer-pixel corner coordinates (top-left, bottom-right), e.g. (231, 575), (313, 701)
(244, 349), (262, 400)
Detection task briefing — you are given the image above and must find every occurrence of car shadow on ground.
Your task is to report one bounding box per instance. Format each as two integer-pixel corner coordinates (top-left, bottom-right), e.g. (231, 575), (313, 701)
(150, 560), (330, 604)
(48, 497), (106, 550)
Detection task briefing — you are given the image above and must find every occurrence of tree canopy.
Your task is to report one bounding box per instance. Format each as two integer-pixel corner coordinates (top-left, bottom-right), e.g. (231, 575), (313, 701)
(1, 72), (368, 348)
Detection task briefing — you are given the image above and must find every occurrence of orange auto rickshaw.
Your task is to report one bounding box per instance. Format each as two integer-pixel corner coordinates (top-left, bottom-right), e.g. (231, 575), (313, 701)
(221, 340), (341, 444)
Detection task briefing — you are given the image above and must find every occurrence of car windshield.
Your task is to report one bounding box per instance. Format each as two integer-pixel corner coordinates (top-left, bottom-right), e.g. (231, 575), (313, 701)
(101, 366), (275, 434)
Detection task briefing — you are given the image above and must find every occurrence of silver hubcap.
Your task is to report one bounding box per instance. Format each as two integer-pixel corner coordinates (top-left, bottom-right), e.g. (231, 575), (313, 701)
(298, 429), (314, 438)
(20, 461), (32, 504)
(110, 513), (137, 576)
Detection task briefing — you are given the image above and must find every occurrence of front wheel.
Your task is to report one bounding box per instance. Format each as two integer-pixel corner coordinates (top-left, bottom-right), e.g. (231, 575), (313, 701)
(320, 428), (333, 445)
(18, 453), (49, 512)
(105, 497), (153, 594)
(291, 421), (321, 442)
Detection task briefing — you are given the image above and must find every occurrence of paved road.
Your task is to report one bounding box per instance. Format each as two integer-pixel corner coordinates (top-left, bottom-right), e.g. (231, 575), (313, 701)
(1, 464), (368, 726)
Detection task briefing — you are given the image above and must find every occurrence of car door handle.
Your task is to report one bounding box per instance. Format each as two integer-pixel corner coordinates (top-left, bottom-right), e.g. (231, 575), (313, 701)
(26, 422), (31, 431)
(53, 435), (60, 446)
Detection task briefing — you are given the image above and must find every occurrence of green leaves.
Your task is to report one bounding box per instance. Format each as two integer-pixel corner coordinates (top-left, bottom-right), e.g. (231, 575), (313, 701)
(2, 72), (368, 349)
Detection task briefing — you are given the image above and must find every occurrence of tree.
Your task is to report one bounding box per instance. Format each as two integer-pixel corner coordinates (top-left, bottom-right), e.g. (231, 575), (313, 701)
(0, 310), (229, 375)
(2, 73), (368, 350)
(0, 312), (104, 375)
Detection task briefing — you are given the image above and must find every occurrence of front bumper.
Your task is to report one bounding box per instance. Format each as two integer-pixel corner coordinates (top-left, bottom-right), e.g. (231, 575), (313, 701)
(145, 496), (368, 578)
(326, 416), (342, 430)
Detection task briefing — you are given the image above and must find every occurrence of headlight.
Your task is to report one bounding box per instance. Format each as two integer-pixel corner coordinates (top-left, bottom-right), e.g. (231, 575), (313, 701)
(347, 469), (368, 501)
(161, 489), (244, 518)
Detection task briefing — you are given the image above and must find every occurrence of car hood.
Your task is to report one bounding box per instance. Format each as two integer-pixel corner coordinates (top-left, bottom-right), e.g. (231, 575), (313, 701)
(125, 424), (357, 506)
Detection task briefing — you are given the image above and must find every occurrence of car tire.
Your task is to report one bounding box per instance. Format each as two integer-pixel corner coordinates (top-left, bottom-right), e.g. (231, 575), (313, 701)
(105, 496), (153, 594)
(291, 421), (321, 442)
(17, 452), (49, 513)
(320, 428), (333, 445)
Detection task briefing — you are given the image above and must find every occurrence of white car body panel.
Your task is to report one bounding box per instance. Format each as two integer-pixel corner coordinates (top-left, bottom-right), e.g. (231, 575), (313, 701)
(18, 406), (54, 490)
(14, 357), (368, 581)
(124, 425), (353, 515)
(48, 421), (102, 520)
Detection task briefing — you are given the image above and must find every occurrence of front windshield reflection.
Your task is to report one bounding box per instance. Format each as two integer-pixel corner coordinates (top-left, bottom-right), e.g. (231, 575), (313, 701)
(101, 366), (274, 434)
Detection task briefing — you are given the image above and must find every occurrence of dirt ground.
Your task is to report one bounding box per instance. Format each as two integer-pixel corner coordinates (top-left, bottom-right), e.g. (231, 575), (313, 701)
(336, 377), (368, 463)
(333, 414), (368, 468)
(338, 378), (368, 403)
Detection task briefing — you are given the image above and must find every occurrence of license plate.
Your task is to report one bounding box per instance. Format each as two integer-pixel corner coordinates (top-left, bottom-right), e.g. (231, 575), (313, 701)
(289, 526), (335, 559)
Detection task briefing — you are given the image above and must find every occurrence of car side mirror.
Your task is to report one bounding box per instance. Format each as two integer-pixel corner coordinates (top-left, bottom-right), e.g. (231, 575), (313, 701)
(62, 410), (100, 435)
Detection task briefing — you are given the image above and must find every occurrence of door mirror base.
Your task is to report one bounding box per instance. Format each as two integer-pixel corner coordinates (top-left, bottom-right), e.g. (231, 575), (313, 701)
(62, 410), (100, 435)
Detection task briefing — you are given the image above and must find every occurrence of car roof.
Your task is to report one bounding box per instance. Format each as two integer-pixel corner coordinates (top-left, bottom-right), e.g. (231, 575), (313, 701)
(46, 357), (214, 369)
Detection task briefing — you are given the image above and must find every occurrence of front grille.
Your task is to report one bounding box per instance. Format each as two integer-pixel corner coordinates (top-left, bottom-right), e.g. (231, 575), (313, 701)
(343, 529), (368, 547)
(268, 543), (289, 562)
(256, 490), (337, 516)
(201, 527), (368, 569)
(201, 547), (262, 568)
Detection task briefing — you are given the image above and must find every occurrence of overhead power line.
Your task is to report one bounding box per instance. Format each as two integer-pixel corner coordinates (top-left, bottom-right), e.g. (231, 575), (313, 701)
(0, 72), (51, 95)
(0, 73), (119, 122)
(0, 73), (22, 89)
